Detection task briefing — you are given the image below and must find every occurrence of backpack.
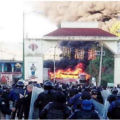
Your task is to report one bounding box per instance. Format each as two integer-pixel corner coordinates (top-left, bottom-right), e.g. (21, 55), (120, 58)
(112, 100), (120, 119)
(46, 103), (65, 119)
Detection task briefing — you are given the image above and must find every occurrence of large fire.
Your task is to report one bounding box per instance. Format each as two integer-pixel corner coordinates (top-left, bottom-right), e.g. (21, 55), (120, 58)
(49, 63), (90, 80)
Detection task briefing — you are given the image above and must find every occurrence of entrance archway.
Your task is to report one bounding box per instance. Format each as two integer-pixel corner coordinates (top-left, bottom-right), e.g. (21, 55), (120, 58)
(24, 22), (119, 86)
(42, 22), (119, 86)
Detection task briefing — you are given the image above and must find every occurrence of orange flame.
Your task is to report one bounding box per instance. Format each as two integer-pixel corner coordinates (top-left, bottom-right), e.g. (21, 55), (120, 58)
(49, 63), (90, 80)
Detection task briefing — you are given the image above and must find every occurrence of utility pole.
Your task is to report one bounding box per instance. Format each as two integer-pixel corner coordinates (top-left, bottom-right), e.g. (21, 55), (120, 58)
(23, 11), (43, 80)
(23, 12), (25, 80)
(54, 45), (56, 83)
(98, 43), (103, 86)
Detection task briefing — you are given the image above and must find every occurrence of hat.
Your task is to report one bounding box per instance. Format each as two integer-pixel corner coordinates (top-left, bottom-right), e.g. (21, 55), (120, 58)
(82, 100), (92, 110)
(91, 89), (98, 95)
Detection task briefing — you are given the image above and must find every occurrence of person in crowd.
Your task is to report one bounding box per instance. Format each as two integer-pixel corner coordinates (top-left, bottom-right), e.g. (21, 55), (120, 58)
(107, 92), (120, 119)
(68, 88), (81, 111)
(77, 90), (96, 110)
(34, 80), (56, 116)
(69, 99), (99, 119)
(2, 85), (11, 110)
(107, 88), (118, 104)
(91, 89), (98, 101)
(96, 87), (104, 104)
(18, 84), (33, 119)
(40, 91), (71, 119)
(8, 80), (25, 119)
(0, 88), (15, 119)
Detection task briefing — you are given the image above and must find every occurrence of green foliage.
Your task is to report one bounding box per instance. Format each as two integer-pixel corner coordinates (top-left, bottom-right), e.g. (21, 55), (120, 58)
(86, 46), (114, 86)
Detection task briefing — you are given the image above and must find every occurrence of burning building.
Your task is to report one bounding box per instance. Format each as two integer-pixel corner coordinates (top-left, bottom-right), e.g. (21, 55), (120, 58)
(44, 35), (97, 83)
(49, 63), (90, 83)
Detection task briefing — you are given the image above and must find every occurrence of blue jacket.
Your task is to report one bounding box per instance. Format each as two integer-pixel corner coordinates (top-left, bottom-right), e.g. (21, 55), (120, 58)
(108, 98), (120, 112)
(8, 87), (24, 102)
(68, 93), (81, 110)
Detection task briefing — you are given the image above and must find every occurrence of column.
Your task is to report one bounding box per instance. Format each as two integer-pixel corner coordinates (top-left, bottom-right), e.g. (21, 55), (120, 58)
(114, 55), (120, 85)
(1, 63), (5, 72)
(11, 63), (15, 72)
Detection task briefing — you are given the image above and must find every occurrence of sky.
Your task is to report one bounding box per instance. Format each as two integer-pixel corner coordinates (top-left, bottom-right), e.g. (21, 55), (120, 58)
(1, 0), (114, 61)
(0, 1), (58, 60)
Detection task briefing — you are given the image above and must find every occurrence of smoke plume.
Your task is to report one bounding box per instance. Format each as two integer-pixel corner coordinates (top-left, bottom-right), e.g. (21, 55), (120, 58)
(30, 1), (119, 71)
(44, 41), (97, 72)
(31, 1), (120, 31)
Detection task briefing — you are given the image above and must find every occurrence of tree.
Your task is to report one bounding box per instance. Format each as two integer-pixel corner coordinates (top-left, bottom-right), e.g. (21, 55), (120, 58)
(86, 47), (114, 86)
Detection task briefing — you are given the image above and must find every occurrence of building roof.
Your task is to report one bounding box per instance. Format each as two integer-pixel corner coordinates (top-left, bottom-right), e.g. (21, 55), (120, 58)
(43, 28), (119, 41)
(45, 28), (115, 37)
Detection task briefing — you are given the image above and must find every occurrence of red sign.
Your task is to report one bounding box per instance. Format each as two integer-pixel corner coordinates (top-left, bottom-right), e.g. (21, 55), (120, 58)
(75, 49), (84, 60)
(29, 44), (38, 51)
(88, 49), (96, 60)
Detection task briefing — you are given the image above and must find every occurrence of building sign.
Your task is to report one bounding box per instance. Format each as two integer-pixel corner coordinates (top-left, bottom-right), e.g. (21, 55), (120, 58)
(88, 49), (96, 60)
(24, 39), (43, 57)
(62, 47), (71, 59)
(24, 39), (43, 82)
(75, 49), (84, 60)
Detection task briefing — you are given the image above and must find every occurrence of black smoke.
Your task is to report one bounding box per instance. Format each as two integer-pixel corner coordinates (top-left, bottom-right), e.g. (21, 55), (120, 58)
(44, 41), (97, 72)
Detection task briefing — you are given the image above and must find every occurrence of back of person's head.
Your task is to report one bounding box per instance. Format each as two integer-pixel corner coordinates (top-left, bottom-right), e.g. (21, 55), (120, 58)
(81, 91), (91, 100)
(84, 87), (91, 92)
(28, 81), (33, 85)
(44, 80), (54, 90)
(55, 91), (66, 103)
(16, 80), (24, 88)
(2, 85), (8, 90)
(91, 89), (98, 95)
(112, 88), (118, 95)
(57, 86), (62, 91)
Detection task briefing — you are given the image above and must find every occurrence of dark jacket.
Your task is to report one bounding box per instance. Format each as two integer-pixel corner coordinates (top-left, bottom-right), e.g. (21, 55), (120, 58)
(69, 109), (100, 119)
(40, 102), (71, 119)
(34, 90), (56, 111)
(18, 91), (32, 119)
(0, 96), (12, 115)
(108, 99), (120, 119)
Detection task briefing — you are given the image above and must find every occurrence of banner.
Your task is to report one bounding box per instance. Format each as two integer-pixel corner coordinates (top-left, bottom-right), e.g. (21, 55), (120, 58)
(0, 74), (12, 86)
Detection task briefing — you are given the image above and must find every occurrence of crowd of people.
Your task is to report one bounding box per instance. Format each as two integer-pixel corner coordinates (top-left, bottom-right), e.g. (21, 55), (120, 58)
(0, 80), (120, 119)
